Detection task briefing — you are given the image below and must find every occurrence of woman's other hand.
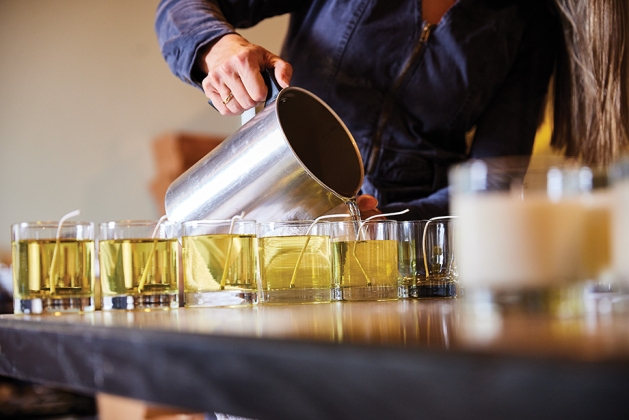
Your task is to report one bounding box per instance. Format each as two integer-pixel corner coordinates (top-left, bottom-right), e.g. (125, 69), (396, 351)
(356, 194), (382, 219)
(197, 34), (293, 116)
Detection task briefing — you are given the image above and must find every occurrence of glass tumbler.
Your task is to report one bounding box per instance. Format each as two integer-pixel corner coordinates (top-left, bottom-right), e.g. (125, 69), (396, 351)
(449, 155), (593, 316)
(12, 220), (96, 314)
(99, 220), (180, 310)
(399, 218), (458, 299)
(257, 220), (333, 304)
(398, 220), (427, 298)
(181, 219), (257, 307)
(610, 157), (629, 295)
(330, 219), (399, 301)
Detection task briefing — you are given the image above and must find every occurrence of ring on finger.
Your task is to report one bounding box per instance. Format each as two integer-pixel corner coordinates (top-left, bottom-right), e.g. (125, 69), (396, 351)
(222, 91), (234, 105)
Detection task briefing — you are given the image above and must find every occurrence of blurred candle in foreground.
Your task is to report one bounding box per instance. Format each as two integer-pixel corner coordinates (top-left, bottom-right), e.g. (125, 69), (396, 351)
(610, 157), (629, 289)
(449, 156), (595, 316)
(580, 172), (612, 287)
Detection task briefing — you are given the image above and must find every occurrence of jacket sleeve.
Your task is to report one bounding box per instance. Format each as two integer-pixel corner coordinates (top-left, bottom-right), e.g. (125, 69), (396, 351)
(380, 187), (450, 221)
(155, 0), (298, 87)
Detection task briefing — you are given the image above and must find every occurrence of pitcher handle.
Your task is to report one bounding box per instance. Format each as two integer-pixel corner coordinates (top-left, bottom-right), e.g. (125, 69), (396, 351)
(208, 68), (283, 111)
(261, 68), (282, 106)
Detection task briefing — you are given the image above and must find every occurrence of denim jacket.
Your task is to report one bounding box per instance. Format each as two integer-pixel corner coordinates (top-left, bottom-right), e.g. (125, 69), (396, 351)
(156, 0), (559, 219)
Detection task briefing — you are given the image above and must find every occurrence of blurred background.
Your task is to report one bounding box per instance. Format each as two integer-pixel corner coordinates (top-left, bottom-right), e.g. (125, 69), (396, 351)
(0, 0), (289, 263)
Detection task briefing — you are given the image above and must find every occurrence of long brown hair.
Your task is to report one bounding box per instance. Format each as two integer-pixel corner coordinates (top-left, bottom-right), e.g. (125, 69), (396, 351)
(552, 0), (629, 166)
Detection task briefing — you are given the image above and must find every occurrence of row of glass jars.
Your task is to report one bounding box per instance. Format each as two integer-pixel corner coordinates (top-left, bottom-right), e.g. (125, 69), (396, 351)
(10, 218), (457, 314)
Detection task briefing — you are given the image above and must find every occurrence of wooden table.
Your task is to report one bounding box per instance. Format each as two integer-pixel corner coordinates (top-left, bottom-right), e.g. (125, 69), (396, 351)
(1, 299), (629, 419)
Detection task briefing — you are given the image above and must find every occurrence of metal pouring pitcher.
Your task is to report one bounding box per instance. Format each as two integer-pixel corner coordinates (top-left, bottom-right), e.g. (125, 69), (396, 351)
(164, 70), (364, 223)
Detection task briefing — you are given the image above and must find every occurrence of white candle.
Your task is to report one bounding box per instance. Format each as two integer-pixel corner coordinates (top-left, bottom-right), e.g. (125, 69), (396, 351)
(612, 178), (629, 284)
(581, 190), (612, 281)
(452, 192), (586, 289)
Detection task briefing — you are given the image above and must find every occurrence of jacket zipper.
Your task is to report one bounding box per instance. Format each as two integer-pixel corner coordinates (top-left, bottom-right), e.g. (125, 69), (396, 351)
(366, 22), (434, 175)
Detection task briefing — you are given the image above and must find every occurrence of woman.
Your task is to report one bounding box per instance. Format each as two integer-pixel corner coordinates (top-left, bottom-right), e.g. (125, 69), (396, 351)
(155, 0), (629, 219)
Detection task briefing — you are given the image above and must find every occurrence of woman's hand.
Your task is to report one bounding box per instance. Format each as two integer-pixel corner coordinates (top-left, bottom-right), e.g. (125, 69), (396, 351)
(197, 34), (293, 116)
(356, 194), (382, 219)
